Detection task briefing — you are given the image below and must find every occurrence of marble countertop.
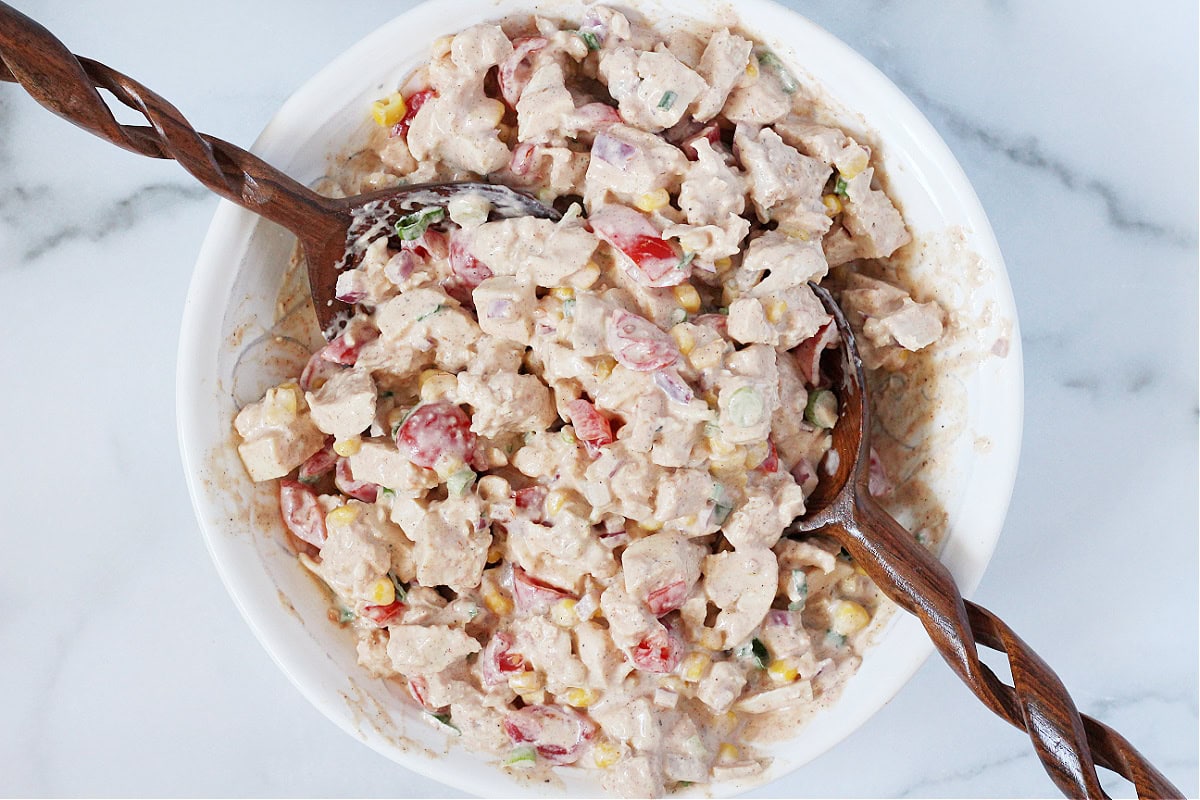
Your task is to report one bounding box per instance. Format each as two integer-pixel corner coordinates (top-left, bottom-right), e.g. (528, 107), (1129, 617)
(1, 1), (1195, 797)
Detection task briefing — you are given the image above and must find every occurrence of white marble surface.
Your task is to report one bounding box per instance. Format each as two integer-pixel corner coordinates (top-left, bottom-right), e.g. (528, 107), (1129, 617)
(0, 1), (1195, 797)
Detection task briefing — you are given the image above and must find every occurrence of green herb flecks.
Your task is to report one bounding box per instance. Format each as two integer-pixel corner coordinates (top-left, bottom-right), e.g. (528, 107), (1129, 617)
(395, 206), (446, 241)
(658, 90), (678, 110)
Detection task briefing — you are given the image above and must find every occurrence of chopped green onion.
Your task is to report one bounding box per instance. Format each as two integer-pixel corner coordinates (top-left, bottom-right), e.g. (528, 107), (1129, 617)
(658, 90), (677, 110)
(387, 572), (408, 602)
(380, 487), (396, 498)
(757, 51), (798, 93)
(750, 637), (769, 669)
(559, 427), (577, 444)
(834, 177), (849, 198)
(676, 251), (696, 270)
(727, 385), (765, 428)
(391, 405), (418, 436)
(336, 606), (355, 624)
(447, 468), (476, 496)
(577, 30), (600, 51)
(669, 307), (687, 325)
(825, 630), (847, 648)
(712, 503), (732, 526)
(395, 206), (445, 241)
(788, 569), (809, 611)
(416, 304), (445, 322)
(428, 711), (459, 732)
(562, 298), (576, 318)
(805, 389), (838, 429)
(505, 744), (538, 768)
(717, 306), (729, 315)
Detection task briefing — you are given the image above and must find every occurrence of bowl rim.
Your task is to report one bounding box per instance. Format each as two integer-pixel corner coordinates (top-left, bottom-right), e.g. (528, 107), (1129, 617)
(176, 0), (1024, 795)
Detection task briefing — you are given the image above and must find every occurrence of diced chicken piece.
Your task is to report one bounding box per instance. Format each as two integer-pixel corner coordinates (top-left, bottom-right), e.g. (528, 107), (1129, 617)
(408, 495), (490, 591)
(304, 366), (377, 440)
(356, 629), (393, 677)
(822, 225), (862, 267)
(584, 124), (689, 209)
(509, 616), (588, 695)
(722, 481), (806, 550)
(737, 230), (829, 292)
(734, 124), (831, 238)
(663, 219), (749, 264)
(704, 548), (778, 647)
(759, 608), (813, 660)
(692, 29), (754, 121)
(864, 298), (944, 351)
(386, 624), (482, 676)
(735, 680), (815, 714)
(455, 372), (557, 439)
(451, 697), (512, 755)
(652, 468), (713, 521)
(590, 694), (662, 753)
(598, 46), (706, 132)
(347, 440), (439, 498)
(695, 661), (747, 713)
(599, 582), (659, 651)
(841, 168), (911, 259)
(727, 298), (775, 346)
(621, 532), (705, 612)
(472, 276), (536, 342)
(507, 511), (618, 594)
(516, 62), (576, 143)
(574, 621), (632, 689)
(676, 136), (747, 225)
(406, 26), (512, 174)
(569, 291), (614, 356)
(602, 755), (665, 800)
(234, 384), (325, 481)
(306, 500), (392, 599)
(662, 716), (710, 783)
(722, 73), (790, 125)
(468, 217), (599, 287)
(583, 441), (661, 521)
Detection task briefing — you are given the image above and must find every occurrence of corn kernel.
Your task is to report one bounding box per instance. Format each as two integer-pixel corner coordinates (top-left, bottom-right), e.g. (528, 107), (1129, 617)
(419, 370), (456, 403)
(681, 652), (711, 682)
(326, 504), (358, 527)
(508, 671), (543, 695)
(658, 675), (684, 693)
(550, 286), (575, 301)
(368, 577), (396, 606)
(434, 457), (465, 482)
(593, 356), (616, 381)
(699, 628), (723, 651)
(744, 58), (759, 80)
(718, 743), (740, 763)
(484, 590), (514, 616)
(670, 325), (696, 355)
(333, 436), (362, 457)
(714, 256), (733, 273)
(480, 98), (506, 127)
(562, 687), (597, 708)
(264, 385), (299, 424)
(744, 440), (770, 469)
(707, 433), (738, 458)
(640, 518), (663, 532)
(545, 490), (568, 517)
(550, 599), (578, 627)
(688, 341), (724, 371)
(371, 92), (408, 127)
(822, 193), (844, 216)
(831, 600), (870, 636)
(838, 150), (870, 180)
(570, 261), (602, 289)
(673, 283), (702, 314)
(764, 298), (788, 324)
(592, 740), (622, 768)
(487, 546), (504, 564)
(634, 188), (671, 213)
(767, 658), (799, 683)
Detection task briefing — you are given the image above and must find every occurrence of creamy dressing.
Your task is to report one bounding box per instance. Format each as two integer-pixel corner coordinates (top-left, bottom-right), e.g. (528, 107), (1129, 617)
(233, 8), (951, 797)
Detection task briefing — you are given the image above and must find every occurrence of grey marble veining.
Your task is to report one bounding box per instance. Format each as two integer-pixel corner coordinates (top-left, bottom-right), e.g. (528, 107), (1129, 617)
(0, 0), (1194, 797)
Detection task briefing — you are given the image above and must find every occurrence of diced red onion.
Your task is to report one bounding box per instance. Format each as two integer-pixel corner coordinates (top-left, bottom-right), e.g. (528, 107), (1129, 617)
(487, 299), (515, 320)
(654, 368), (694, 405)
(334, 269), (366, 304)
(592, 133), (636, 168)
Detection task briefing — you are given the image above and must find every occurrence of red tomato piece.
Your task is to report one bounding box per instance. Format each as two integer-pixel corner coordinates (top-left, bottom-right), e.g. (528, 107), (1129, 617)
(513, 485), (548, 514)
(401, 227), (449, 261)
(449, 234), (494, 290)
(645, 580), (688, 616)
(279, 478), (327, 548)
(393, 88), (435, 138)
(630, 626), (680, 673)
(793, 321), (838, 386)
(299, 349), (342, 392)
(503, 705), (596, 765)
(589, 205), (688, 287)
(298, 438), (337, 483)
(481, 631), (527, 687)
(509, 142), (538, 176)
(573, 102), (622, 129)
(498, 37), (549, 107)
(512, 566), (573, 614)
(758, 439), (779, 473)
(605, 309), (680, 372)
(361, 601), (404, 627)
(321, 322), (380, 366)
(565, 399), (613, 447)
(407, 676), (433, 709)
(394, 402), (477, 469)
(335, 457), (380, 503)
(681, 124), (722, 160)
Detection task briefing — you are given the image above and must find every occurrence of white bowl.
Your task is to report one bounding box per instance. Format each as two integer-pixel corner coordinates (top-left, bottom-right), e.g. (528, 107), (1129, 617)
(176, 0), (1023, 795)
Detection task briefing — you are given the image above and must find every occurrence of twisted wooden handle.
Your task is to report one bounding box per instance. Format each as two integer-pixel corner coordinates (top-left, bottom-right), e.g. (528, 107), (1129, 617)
(0, 1), (338, 237)
(841, 490), (1182, 799)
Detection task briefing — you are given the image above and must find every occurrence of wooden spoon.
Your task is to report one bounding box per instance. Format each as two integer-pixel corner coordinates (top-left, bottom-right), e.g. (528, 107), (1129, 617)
(797, 283), (1181, 799)
(0, 2), (557, 339)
